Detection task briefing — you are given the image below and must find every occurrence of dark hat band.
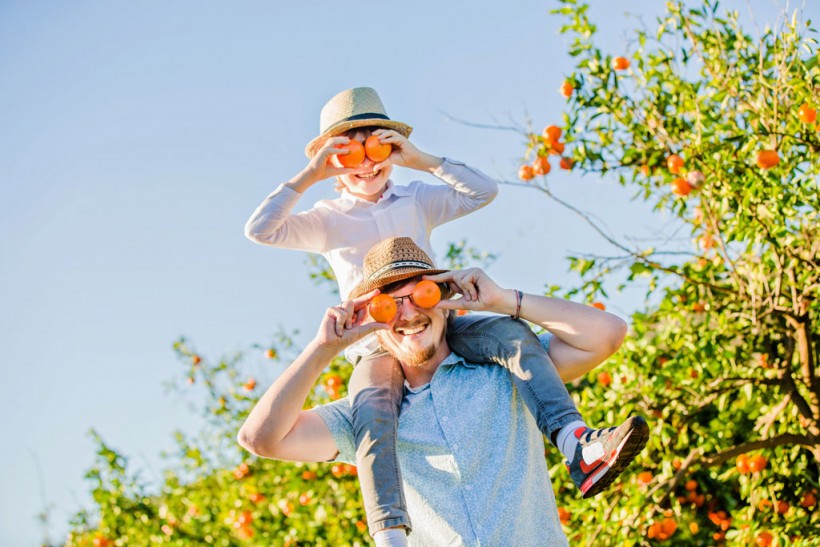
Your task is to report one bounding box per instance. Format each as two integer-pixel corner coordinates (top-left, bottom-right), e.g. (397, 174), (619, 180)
(368, 260), (433, 280)
(339, 112), (391, 124)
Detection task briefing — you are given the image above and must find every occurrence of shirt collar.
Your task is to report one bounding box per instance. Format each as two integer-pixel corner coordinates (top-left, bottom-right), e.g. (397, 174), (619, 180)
(338, 179), (413, 209)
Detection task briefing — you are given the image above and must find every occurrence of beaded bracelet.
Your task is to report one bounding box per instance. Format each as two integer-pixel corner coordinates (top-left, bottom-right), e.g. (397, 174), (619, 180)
(511, 289), (523, 320)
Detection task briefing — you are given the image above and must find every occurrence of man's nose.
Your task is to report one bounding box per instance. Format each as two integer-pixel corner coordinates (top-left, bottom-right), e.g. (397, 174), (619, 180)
(396, 297), (418, 320)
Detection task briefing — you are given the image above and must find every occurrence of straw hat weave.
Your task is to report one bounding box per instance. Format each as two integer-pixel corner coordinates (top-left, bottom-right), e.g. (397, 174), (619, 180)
(305, 87), (413, 158)
(349, 237), (448, 299)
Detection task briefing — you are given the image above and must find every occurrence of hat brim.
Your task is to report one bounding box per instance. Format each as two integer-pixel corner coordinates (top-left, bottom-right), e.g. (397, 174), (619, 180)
(305, 119), (413, 158)
(349, 266), (448, 300)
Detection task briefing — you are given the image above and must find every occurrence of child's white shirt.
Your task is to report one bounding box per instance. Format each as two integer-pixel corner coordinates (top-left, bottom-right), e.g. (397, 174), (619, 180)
(245, 158), (498, 300)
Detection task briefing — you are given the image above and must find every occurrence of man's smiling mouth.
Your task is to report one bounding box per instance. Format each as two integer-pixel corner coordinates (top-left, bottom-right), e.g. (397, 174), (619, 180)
(396, 323), (427, 336)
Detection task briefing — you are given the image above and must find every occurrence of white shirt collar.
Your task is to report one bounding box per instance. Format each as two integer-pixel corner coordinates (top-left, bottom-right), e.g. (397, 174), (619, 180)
(338, 180), (413, 209)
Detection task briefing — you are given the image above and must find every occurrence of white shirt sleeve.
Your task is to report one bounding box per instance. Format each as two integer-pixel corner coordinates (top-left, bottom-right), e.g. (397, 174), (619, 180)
(243, 184), (328, 253)
(415, 158), (499, 228)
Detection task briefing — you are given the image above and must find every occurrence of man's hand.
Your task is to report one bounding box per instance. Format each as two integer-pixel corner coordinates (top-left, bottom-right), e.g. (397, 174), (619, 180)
(372, 129), (443, 173)
(312, 289), (388, 355)
(423, 268), (517, 316)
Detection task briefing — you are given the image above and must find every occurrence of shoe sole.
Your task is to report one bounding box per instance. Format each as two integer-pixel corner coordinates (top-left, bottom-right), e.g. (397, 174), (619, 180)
(581, 415), (649, 499)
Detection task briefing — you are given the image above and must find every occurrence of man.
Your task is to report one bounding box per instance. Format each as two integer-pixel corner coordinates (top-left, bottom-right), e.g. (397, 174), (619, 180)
(238, 237), (648, 546)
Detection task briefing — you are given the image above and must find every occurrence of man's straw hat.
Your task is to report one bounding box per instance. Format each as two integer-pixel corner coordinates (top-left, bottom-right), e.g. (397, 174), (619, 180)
(349, 237), (448, 299)
(304, 87), (413, 158)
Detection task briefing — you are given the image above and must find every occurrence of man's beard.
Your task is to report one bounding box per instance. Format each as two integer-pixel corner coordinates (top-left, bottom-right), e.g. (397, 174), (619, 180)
(377, 328), (445, 367)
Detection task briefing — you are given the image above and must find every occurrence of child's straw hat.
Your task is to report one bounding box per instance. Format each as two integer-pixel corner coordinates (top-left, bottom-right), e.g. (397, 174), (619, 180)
(305, 87), (413, 158)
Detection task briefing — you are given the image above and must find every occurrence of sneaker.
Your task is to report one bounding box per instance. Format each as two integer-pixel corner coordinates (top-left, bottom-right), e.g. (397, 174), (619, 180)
(566, 415), (649, 498)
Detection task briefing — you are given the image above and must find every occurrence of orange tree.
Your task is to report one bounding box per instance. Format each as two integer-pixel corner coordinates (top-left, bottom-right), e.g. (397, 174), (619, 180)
(66, 335), (368, 547)
(516, 0), (819, 544)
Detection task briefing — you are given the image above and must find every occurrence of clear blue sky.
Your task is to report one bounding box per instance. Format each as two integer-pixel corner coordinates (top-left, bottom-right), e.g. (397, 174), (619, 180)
(0, 1), (809, 544)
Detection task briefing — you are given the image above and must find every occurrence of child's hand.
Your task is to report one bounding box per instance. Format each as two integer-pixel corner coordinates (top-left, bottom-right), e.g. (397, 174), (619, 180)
(372, 129), (443, 173)
(423, 268), (516, 316)
(313, 290), (388, 354)
(295, 137), (376, 189)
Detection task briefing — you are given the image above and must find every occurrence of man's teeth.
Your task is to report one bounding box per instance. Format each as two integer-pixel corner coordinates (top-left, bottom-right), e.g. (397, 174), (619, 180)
(358, 172), (377, 179)
(397, 325), (426, 335)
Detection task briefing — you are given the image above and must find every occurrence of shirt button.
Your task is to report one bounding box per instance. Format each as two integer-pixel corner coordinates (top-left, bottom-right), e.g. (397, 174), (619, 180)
(452, 444), (459, 450)
(465, 485), (472, 491)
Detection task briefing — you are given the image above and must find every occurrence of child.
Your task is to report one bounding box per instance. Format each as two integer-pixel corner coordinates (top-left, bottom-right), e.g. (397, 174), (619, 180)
(244, 87), (648, 546)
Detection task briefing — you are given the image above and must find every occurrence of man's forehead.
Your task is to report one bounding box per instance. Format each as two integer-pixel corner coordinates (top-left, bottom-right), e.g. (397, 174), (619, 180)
(384, 276), (423, 295)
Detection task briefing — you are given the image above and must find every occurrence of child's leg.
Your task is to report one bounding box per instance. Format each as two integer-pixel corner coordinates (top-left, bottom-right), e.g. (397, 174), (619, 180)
(447, 314), (581, 439)
(348, 350), (411, 538)
(446, 314), (648, 498)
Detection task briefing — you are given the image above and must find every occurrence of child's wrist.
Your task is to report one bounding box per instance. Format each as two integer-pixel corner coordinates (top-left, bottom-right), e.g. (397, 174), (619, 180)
(287, 171), (319, 192)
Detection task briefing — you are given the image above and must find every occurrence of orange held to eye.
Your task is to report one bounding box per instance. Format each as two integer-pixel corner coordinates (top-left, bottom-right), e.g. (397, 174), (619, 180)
(364, 135), (392, 162)
(412, 280), (441, 308)
(368, 294), (397, 323)
(334, 139), (366, 168)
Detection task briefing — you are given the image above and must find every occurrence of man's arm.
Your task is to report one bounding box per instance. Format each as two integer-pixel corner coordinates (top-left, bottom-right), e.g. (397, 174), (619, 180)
(426, 269), (627, 382)
(238, 291), (386, 461)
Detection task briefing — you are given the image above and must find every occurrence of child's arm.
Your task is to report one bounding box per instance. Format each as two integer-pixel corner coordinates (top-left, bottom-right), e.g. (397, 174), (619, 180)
(375, 130), (499, 227)
(428, 268), (628, 382)
(244, 137), (372, 252)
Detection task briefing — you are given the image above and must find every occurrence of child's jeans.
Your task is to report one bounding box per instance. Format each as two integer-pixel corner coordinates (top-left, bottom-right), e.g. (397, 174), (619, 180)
(347, 314), (584, 536)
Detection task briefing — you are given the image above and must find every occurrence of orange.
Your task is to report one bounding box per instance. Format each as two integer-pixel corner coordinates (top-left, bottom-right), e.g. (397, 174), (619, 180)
(591, 301), (606, 311)
(518, 164), (535, 181)
(265, 348), (277, 359)
(667, 154), (684, 174)
(797, 104), (816, 124)
(559, 157), (574, 170)
(549, 141), (565, 155)
(661, 517), (677, 537)
(533, 156), (551, 176)
(775, 500), (789, 514)
(597, 371), (612, 386)
(557, 507), (571, 524)
(364, 134), (392, 162)
(237, 510), (253, 525)
(755, 531), (773, 547)
(671, 177), (693, 196)
(412, 280), (441, 308)
(801, 491), (817, 508)
(334, 139), (366, 168)
(637, 471), (653, 485)
(699, 233), (715, 250)
(560, 81), (574, 98)
(612, 56), (630, 70)
(736, 454), (750, 474)
(756, 149), (779, 169)
(748, 454), (767, 473)
(368, 294), (397, 323)
(192, 354), (201, 365)
(685, 479), (698, 491)
(243, 377), (256, 391)
(324, 374), (343, 388)
(543, 125), (562, 142)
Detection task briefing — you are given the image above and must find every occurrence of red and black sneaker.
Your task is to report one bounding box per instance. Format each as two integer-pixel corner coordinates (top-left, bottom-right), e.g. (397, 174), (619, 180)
(566, 416), (649, 498)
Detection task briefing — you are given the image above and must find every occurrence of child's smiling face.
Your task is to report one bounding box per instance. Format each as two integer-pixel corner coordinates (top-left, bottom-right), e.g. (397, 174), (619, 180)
(336, 128), (393, 202)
